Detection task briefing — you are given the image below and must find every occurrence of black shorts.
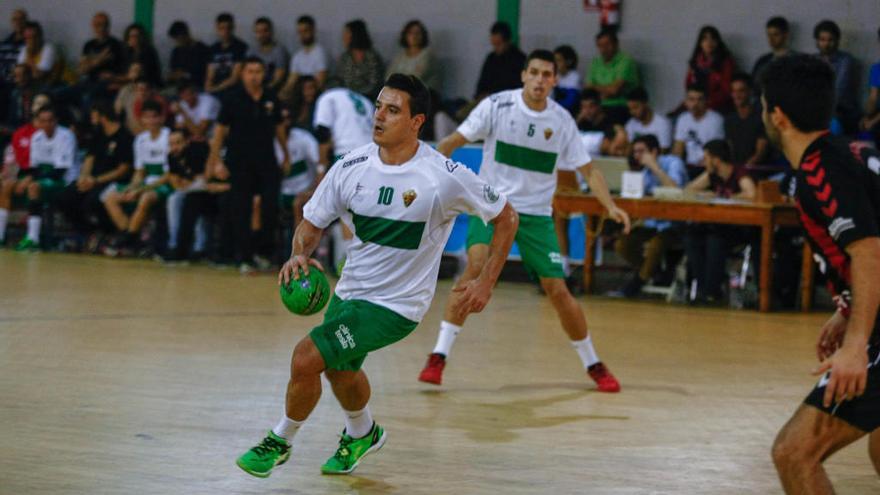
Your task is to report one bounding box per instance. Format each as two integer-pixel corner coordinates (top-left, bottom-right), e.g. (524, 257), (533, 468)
(804, 342), (880, 432)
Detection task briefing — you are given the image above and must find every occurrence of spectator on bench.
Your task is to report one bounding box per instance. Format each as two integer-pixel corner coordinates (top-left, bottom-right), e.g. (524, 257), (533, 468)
(17, 21), (59, 88)
(585, 27), (639, 126)
(474, 21), (525, 101)
(609, 134), (687, 298)
(685, 25), (736, 114)
(673, 83), (724, 170)
(205, 12), (247, 96)
(683, 139), (756, 304)
(337, 19), (385, 101)
(279, 15), (329, 101)
(624, 87), (672, 152)
(553, 44), (580, 115)
(166, 20), (210, 89)
(752, 16), (795, 92)
(724, 73), (768, 166)
(171, 81), (219, 142)
(122, 23), (162, 89)
(162, 127), (212, 262)
(248, 17), (288, 93)
(814, 19), (859, 134)
(0, 9), (27, 85)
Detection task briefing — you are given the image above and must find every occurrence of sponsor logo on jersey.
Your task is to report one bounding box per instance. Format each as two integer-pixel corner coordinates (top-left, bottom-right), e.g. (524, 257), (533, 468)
(343, 155), (368, 168)
(828, 217), (855, 240)
(482, 184), (499, 204)
(544, 128), (553, 140)
(497, 102), (514, 109)
(335, 324), (356, 349)
(444, 160), (459, 173)
(403, 189), (417, 207)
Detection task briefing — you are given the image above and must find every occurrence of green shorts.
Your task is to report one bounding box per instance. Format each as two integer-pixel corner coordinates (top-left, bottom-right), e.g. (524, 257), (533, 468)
(309, 295), (418, 372)
(154, 184), (172, 201)
(466, 213), (565, 279)
(36, 178), (66, 201)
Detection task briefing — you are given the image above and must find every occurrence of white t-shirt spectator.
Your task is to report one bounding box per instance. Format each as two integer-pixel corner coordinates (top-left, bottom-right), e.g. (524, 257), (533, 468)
(17, 44), (56, 72)
(290, 43), (328, 77)
(625, 113), (672, 150)
(674, 110), (724, 165)
(175, 93), (221, 129)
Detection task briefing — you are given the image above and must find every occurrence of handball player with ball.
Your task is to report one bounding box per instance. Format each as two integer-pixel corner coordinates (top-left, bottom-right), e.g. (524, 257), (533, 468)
(236, 74), (518, 477)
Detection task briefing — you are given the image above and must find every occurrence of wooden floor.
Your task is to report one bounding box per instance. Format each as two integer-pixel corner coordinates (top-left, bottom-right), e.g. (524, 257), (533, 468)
(1, 252), (878, 494)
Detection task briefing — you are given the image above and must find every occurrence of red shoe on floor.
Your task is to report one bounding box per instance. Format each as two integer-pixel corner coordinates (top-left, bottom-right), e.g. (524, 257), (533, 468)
(587, 362), (621, 393)
(418, 353), (446, 385)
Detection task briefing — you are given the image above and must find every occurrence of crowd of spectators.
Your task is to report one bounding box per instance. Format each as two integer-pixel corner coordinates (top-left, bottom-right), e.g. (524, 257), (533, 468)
(0, 8), (878, 305)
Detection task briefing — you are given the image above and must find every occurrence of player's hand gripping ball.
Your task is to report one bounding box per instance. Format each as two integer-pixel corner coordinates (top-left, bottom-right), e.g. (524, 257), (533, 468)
(280, 268), (330, 315)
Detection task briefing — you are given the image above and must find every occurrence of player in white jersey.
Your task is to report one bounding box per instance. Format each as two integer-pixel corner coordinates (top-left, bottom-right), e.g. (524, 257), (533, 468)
(236, 74), (519, 478)
(102, 100), (172, 251)
(277, 127), (320, 227)
(419, 50), (631, 392)
(0, 105), (76, 250)
(313, 87), (375, 167)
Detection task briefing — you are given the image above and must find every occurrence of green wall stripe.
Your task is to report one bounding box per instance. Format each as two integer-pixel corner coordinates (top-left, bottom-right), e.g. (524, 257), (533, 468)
(496, 0), (520, 45)
(134, 0), (154, 35)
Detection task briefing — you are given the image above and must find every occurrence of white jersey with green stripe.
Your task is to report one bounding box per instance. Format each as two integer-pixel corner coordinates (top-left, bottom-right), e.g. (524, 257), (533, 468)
(313, 88), (375, 157)
(458, 89), (590, 216)
(30, 126), (76, 171)
(134, 127), (170, 185)
(277, 128), (320, 196)
(303, 141), (506, 321)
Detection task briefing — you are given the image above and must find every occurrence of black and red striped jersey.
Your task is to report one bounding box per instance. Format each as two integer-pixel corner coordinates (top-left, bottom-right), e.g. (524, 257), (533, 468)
(794, 133), (880, 340)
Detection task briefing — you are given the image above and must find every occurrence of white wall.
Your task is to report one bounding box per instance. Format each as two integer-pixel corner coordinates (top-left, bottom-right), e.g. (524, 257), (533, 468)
(520, 0), (880, 112)
(3, 0), (880, 110)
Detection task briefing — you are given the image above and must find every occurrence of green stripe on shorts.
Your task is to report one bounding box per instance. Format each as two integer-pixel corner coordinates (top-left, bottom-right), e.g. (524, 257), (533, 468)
(349, 210), (425, 250)
(494, 140), (558, 174)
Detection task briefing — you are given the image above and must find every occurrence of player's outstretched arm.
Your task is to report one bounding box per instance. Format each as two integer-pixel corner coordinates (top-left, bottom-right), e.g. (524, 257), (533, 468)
(813, 237), (880, 407)
(452, 203), (518, 316)
(436, 132), (469, 158)
(279, 219), (325, 286)
(577, 162), (631, 233)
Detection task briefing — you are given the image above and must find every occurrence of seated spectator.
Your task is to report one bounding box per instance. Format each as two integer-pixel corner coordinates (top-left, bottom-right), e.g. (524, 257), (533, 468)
(814, 19), (859, 134)
(115, 77), (167, 135)
(1, 104), (75, 250)
(673, 84), (724, 169)
(553, 45), (580, 115)
(122, 23), (161, 89)
(861, 27), (880, 140)
(610, 134), (688, 297)
(474, 21), (525, 100)
(58, 101), (133, 245)
(576, 89), (626, 156)
(685, 26), (736, 114)
(170, 81), (219, 142)
(1, 64), (37, 135)
(166, 21), (210, 89)
(625, 87), (672, 151)
(102, 100), (170, 253)
(387, 20), (440, 93)
(337, 19), (385, 100)
(280, 15), (328, 101)
(683, 139), (756, 303)
(205, 13), (248, 95)
(585, 28), (639, 125)
(248, 17), (288, 92)
(0, 9), (27, 84)
(725, 73), (768, 166)
(288, 75), (319, 133)
(79, 12), (125, 88)
(17, 21), (59, 87)
(752, 16), (795, 91)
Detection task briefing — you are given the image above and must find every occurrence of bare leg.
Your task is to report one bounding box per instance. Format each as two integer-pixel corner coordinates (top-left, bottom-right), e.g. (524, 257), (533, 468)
(325, 369), (371, 412)
(251, 195), (261, 232)
(0, 180), (14, 209)
(284, 337), (326, 421)
(870, 429), (880, 476)
(27, 181), (41, 202)
(772, 404), (866, 494)
(128, 190), (157, 233)
(103, 191), (130, 232)
(539, 277), (588, 340)
(442, 244), (489, 326)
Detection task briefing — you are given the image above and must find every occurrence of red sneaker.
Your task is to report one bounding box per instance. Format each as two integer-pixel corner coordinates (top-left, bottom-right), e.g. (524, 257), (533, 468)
(587, 362), (621, 393)
(418, 353), (446, 385)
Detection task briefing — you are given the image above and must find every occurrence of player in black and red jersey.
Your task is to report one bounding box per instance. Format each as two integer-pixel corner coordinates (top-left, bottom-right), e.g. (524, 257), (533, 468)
(761, 54), (880, 494)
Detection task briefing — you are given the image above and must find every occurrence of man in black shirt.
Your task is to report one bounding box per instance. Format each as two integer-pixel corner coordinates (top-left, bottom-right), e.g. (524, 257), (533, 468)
(724, 73), (768, 165)
(205, 13), (248, 96)
(210, 56), (289, 272)
(58, 101), (133, 240)
(762, 54), (880, 494)
(751, 16), (795, 93)
(474, 22), (525, 100)
(79, 12), (125, 83)
(0, 9), (27, 84)
(166, 21), (210, 89)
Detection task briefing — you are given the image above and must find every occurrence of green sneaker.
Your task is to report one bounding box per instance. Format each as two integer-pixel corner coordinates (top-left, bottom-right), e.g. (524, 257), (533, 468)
(321, 423), (386, 475)
(15, 237), (38, 251)
(236, 431), (291, 478)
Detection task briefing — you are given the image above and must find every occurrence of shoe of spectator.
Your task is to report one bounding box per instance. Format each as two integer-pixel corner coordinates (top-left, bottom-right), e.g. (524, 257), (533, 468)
(253, 255), (272, 271)
(607, 275), (645, 298)
(239, 262), (256, 275)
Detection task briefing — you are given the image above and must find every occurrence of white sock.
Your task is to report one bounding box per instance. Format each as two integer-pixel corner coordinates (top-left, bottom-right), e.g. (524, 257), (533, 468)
(272, 416), (304, 441)
(571, 335), (600, 369)
(0, 208), (8, 241)
(27, 215), (41, 242)
(562, 255), (571, 277)
(344, 406), (373, 439)
(432, 321), (462, 357)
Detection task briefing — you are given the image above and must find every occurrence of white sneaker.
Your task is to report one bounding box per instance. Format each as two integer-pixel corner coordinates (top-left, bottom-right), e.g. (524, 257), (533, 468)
(239, 262), (255, 275)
